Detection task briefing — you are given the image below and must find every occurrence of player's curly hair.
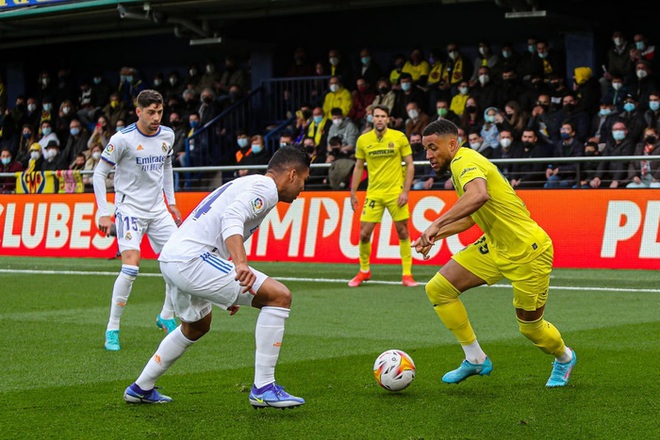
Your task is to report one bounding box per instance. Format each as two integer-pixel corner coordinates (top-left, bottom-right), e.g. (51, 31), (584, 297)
(136, 89), (164, 108)
(422, 118), (459, 137)
(268, 145), (310, 174)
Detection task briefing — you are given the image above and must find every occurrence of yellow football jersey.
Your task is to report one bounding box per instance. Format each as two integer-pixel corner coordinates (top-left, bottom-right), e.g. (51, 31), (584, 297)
(450, 147), (550, 261)
(355, 128), (412, 195)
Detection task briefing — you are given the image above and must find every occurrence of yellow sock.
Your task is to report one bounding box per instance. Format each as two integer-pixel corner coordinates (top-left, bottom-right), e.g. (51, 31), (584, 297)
(359, 241), (371, 272)
(426, 273), (476, 345)
(399, 238), (412, 276)
(518, 317), (566, 358)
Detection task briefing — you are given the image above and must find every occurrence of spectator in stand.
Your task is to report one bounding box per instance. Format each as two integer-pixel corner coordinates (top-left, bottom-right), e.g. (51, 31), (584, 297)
(77, 80), (97, 127)
(554, 92), (591, 144)
(573, 67), (601, 116)
(55, 99), (76, 146)
(183, 63), (202, 94)
(627, 126), (660, 188)
(328, 107), (360, 154)
(548, 72), (570, 112)
(470, 65), (498, 111)
(519, 72), (552, 114)
(469, 41), (499, 88)
(450, 81), (470, 117)
(590, 120), (635, 188)
(286, 47), (314, 78)
(439, 42), (471, 96)
(164, 71), (184, 102)
(467, 129), (491, 159)
(392, 72), (426, 128)
(38, 97), (56, 134)
(235, 134), (271, 177)
(310, 61), (328, 107)
(615, 93), (646, 145)
(479, 106), (503, 156)
(530, 39), (565, 82)
(510, 128), (554, 188)
(600, 31), (634, 96)
(348, 76), (376, 129)
(70, 152), (86, 171)
(357, 48), (383, 87)
(432, 97), (461, 125)
(83, 143), (106, 191)
(491, 41), (521, 81)
(149, 72), (166, 97)
(41, 140), (68, 173)
(292, 105), (313, 144)
(601, 73), (628, 113)
(168, 111), (187, 168)
(628, 60), (657, 111)
(37, 71), (56, 103)
(115, 119), (126, 132)
(527, 93), (558, 145)
(518, 36), (538, 82)
(501, 100), (527, 141)
(495, 66), (526, 110)
(492, 128), (521, 181)
(278, 131), (294, 148)
(459, 96), (482, 135)
(87, 114), (113, 150)
(591, 98), (616, 143)
(322, 75), (353, 118)
(402, 47), (431, 88)
(306, 106), (331, 150)
(544, 121), (583, 188)
(633, 33), (656, 66)
(326, 48), (353, 87)
(410, 131), (435, 190)
(301, 136), (327, 188)
(180, 89), (198, 121)
(117, 67), (145, 106)
(388, 53), (406, 88)
(0, 147), (24, 193)
(197, 87), (221, 126)
(37, 120), (59, 155)
(370, 77), (399, 119)
(102, 93), (129, 129)
(16, 124), (37, 168)
(643, 91), (660, 133)
(24, 142), (44, 172)
(199, 60), (221, 93)
(404, 101), (431, 139)
(62, 118), (90, 164)
(90, 71), (114, 110)
(576, 138), (602, 188)
(219, 55), (248, 94)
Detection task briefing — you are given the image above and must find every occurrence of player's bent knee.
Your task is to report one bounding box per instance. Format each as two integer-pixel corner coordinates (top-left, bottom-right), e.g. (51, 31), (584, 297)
(425, 273), (460, 305)
(182, 315), (211, 340)
(254, 279), (292, 308)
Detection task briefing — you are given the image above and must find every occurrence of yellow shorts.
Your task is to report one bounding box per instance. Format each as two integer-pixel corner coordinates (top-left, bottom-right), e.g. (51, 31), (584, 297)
(452, 234), (554, 311)
(360, 192), (410, 223)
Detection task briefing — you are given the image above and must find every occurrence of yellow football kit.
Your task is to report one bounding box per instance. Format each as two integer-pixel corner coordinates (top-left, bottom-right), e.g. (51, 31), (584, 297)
(355, 128), (412, 223)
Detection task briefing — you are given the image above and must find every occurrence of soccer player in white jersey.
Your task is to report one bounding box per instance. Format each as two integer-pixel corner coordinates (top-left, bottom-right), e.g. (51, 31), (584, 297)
(93, 89), (182, 351)
(123, 146), (310, 408)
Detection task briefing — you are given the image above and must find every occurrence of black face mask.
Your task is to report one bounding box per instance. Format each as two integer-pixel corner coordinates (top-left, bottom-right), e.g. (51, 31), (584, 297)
(202, 96), (213, 104)
(645, 135), (657, 145)
(584, 150), (597, 156)
(564, 103), (575, 112)
(378, 87), (389, 94)
(305, 145), (315, 154)
(411, 142), (424, 154)
(466, 105), (477, 113)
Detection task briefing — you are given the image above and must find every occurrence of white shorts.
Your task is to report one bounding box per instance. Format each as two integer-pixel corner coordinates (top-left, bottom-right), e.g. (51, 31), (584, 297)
(115, 208), (177, 254)
(159, 253), (269, 322)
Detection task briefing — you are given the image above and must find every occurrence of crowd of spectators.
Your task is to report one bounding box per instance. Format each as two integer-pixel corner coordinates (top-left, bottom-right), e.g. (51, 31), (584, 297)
(1, 30), (660, 193)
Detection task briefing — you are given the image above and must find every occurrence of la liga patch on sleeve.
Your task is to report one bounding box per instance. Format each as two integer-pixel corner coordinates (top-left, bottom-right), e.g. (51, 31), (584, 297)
(250, 197), (264, 212)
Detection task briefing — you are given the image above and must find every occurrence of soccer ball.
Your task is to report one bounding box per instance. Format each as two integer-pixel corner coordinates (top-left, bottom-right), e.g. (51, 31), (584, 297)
(373, 349), (416, 391)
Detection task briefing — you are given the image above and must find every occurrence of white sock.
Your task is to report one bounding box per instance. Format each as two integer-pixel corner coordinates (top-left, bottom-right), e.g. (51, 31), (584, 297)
(462, 340), (487, 364)
(254, 306), (289, 388)
(107, 265), (138, 331)
(135, 326), (193, 390)
(159, 282), (176, 320)
(557, 346), (573, 363)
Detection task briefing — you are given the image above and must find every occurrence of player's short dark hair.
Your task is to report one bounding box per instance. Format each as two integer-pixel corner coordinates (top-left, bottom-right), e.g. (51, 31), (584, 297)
(422, 119), (459, 137)
(372, 104), (390, 116)
(268, 145), (310, 174)
(136, 89), (163, 108)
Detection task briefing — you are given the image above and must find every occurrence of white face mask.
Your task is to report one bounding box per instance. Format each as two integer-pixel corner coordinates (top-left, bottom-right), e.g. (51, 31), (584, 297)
(614, 37), (623, 46)
(636, 69), (648, 79)
(478, 74), (489, 85)
(500, 138), (512, 148)
(27, 104), (37, 112)
(469, 141), (481, 150)
(92, 152), (101, 160)
(612, 82), (623, 90)
(329, 57), (339, 66)
(407, 109), (419, 119)
(448, 51), (458, 60)
(329, 84), (339, 93)
(332, 118), (342, 126)
(479, 47), (488, 56)
(31, 151), (40, 160)
(46, 149), (57, 159)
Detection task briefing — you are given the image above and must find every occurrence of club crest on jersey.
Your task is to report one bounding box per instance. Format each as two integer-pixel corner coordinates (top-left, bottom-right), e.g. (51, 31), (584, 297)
(125, 232), (132, 240)
(162, 142), (168, 153)
(251, 197), (264, 212)
(105, 143), (114, 154)
(388, 142), (395, 149)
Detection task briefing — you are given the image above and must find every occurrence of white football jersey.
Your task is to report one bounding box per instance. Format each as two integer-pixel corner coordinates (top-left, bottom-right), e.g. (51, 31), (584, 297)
(159, 174), (278, 262)
(100, 123), (175, 217)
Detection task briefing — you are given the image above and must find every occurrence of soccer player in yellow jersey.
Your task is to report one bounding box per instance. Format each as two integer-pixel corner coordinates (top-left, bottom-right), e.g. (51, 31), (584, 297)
(413, 119), (576, 387)
(349, 105), (418, 287)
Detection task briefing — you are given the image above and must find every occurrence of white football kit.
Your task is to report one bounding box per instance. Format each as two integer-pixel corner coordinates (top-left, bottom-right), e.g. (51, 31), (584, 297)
(93, 123), (177, 253)
(159, 174), (279, 322)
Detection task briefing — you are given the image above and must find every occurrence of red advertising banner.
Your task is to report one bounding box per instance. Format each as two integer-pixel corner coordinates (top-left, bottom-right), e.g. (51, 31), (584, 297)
(0, 190), (658, 269)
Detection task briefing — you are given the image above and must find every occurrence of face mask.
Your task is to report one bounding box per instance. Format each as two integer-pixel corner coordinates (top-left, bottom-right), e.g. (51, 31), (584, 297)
(23, 132), (32, 139)
(237, 138), (248, 148)
(329, 84), (339, 92)
(502, 50), (511, 59)
(612, 82), (622, 90)
(528, 44), (535, 53)
(500, 138), (512, 148)
(437, 108), (448, 117)
(119, 75), (127, 83)
(357, 85), (367, 93)
(401, 82), (411, 92)
(636, 69), (648, 79)
(448, 51), (458, 60)
(408, 109), (419, 119)
(478, 74), (489, 85)
(251, 144), (263, 154)
(202, 96), (213, 104)
(459, 86), (468, 95)
(189, 69), (197, 76)
(313, 116), (323, 124)
(41, 77), (49, 86)
(116, 125), (124, 131)
(649, 101), (660, 111)
(614, 37), (623, 46)
(361, 56), (370, 66)
(469, 141), (481, 150)
(190, 121), (199, 129)
(206, 65), (214, 73)
(599, 108), (612, 116)
(367, 114), (373, 123)
(42, 103), (52, 111)
(564, 103), (575, 112)
(329, 57), (339, 66)
(31, 152), (40, 160)
(154, 79), (162, 87)
(457, 136), (464, 145)
(584, 150), (597, 156)
(1, 158), (11, 166)
(70, 128), (80, 136)
(485, 114), (496, 123)
(636, 41), (646, 50)
(27, 104), (36, 112)
(125, 76), (133, 83)
(93, 77), (102, 85)
(169, 77), (177, 86)
(612, 130), (626, 141)
(42, 127), (52, 135)
(378, 86), (389, 94)
(623, 102), (635, 112)
(560, 132), (571, 140)
(466, 105), (477, 113)
(62, 106), (71, 115)
(332, 118), (342, 126)
(644, 135), (657, 145)
(91, 152), (101, 160)
(479, 47), (488, 56)
(538, 52), (548, 59)
(305, 145), (315, 154)
(46, 149), (57, 159)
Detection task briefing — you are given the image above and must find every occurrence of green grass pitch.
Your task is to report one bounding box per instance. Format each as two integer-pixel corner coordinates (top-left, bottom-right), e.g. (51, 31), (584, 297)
(0, 256), (658, 439)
